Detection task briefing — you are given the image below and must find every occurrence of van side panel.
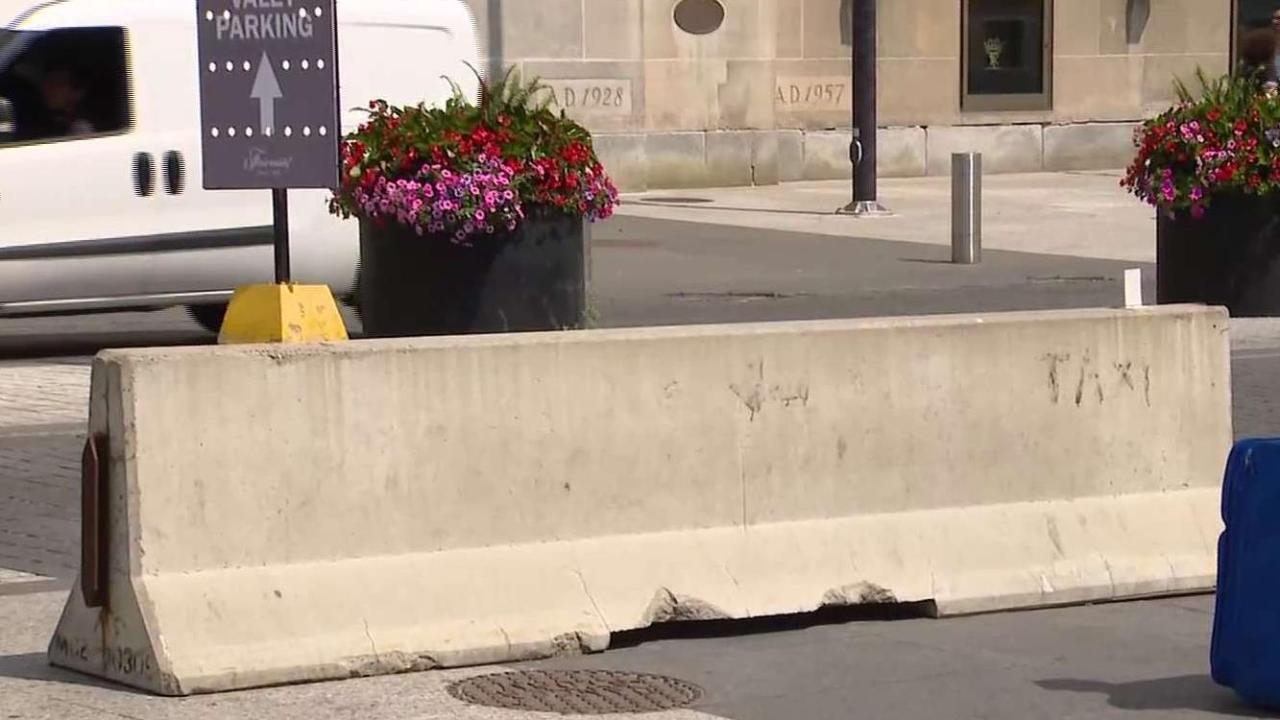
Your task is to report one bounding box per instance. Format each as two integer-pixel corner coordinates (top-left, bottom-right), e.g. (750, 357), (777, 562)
(0, 0), (481, 312)
(339, 24), (472, 126)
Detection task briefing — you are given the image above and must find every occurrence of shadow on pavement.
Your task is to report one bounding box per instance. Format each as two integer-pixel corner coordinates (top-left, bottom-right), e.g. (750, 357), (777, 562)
(897, 257), (954, 265)
(0, 580), (72, 598)
(1037, 676), (1277, 717)
(0, 651), (142, 694)
(612, 601), (938, 649)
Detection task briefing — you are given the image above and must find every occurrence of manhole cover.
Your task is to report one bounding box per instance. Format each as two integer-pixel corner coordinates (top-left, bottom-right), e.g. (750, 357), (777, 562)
(447, 670), (703, 715)
(640, 196), (714, 204)
(1027, 275), (1109, 284)
(595, 238), (661, 249)
(667, 291), (806, 302)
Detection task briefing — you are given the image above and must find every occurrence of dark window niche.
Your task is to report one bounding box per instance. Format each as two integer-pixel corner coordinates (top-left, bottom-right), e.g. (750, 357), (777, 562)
(1234, 0), (1278, 75)
(963, 0), (1052, 111)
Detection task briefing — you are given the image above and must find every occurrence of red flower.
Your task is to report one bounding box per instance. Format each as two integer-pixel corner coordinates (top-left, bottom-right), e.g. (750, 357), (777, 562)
(1207, 108), (1222, 122)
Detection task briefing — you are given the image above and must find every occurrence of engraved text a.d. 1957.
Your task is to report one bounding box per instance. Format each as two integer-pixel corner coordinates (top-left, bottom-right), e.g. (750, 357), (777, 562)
(244, 146), (294, 176)
(776, 76), (849, 111)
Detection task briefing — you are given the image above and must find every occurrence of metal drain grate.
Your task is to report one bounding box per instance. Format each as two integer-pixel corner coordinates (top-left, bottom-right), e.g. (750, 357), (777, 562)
(447, 669), (704, 715)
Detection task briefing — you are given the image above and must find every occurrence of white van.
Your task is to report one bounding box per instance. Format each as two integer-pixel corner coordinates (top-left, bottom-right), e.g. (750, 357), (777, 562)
(0, 0), (480, 331)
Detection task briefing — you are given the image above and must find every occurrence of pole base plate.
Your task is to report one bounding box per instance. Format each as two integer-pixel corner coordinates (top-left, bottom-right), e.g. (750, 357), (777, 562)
(837, 200), (892, 217)
(218, 284), (349, 345)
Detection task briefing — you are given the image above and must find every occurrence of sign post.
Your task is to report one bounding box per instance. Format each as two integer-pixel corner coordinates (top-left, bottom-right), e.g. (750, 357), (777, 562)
(195, 0), (347, 343)
(272, 188), (290, 283)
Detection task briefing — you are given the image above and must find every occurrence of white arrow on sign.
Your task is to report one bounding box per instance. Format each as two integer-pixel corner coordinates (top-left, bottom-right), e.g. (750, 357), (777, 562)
(250, 52), (282, 134)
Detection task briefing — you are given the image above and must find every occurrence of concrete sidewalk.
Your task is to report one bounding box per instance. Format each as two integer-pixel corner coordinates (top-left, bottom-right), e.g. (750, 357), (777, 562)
(619, 172), (1156, 263)
(0, 590), (712, 720)
(0, 589), (1266, 720)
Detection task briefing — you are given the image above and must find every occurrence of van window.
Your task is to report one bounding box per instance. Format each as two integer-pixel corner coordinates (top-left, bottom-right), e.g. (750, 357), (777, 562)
(0, 27), (131, 146)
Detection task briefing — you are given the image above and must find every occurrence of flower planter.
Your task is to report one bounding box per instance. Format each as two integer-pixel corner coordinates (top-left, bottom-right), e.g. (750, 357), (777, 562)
(330, 72), (619, 336)
(357, 209), (589, 337)
(1124, 70), (1280, 317)
(1157, 194), (1280, 317)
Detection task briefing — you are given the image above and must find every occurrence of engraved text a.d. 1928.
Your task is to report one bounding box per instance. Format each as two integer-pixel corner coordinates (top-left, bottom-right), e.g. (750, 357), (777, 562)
(539, 80), (633, 118)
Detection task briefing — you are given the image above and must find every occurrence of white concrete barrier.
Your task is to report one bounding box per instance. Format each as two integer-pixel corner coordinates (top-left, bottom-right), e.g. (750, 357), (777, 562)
(51, 306), (1232, 695)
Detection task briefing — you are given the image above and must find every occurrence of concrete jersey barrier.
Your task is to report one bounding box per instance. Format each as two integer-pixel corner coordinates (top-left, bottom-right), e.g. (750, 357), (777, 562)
(50, 306), (1232, 695)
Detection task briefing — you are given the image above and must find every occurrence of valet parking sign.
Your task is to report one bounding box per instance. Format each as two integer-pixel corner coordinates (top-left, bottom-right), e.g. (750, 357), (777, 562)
(196, 0), (341, 190)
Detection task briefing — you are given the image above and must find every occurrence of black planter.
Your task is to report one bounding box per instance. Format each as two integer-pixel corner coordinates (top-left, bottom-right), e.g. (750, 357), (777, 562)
(1157, 194), (1280, 317)
(357, 210), (589, 337)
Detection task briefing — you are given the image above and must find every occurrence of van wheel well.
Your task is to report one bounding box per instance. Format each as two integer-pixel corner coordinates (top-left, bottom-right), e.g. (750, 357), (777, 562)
(348, 267), (363, 322)
(188, 303), (228, 334)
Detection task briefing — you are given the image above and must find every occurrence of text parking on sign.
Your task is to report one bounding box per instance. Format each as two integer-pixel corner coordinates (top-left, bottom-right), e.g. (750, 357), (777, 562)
(216, 0), (317, 41)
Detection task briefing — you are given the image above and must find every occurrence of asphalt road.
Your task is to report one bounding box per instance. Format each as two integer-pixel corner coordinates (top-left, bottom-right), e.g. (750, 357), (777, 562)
(0, 216), (1274, 719)
(0, 215), (1154, 357)
(528, 594), (1263, 720)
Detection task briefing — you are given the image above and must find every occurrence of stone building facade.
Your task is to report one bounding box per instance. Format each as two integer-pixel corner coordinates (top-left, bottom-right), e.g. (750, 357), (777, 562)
(463, 0), (1235, 190)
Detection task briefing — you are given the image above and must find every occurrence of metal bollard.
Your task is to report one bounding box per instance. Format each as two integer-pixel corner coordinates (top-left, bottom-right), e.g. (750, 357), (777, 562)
(951, 153), (982, 265)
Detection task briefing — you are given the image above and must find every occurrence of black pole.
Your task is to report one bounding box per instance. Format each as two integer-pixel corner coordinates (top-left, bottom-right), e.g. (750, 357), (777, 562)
(841, 0), (886, 215)
(488, 0), (504, 81)
(854, 0), (876, 202)
(272, 188), (291, 284)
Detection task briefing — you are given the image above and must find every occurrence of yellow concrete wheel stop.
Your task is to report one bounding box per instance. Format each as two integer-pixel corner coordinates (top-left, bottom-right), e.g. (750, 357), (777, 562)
(218, 284), (349, 345)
